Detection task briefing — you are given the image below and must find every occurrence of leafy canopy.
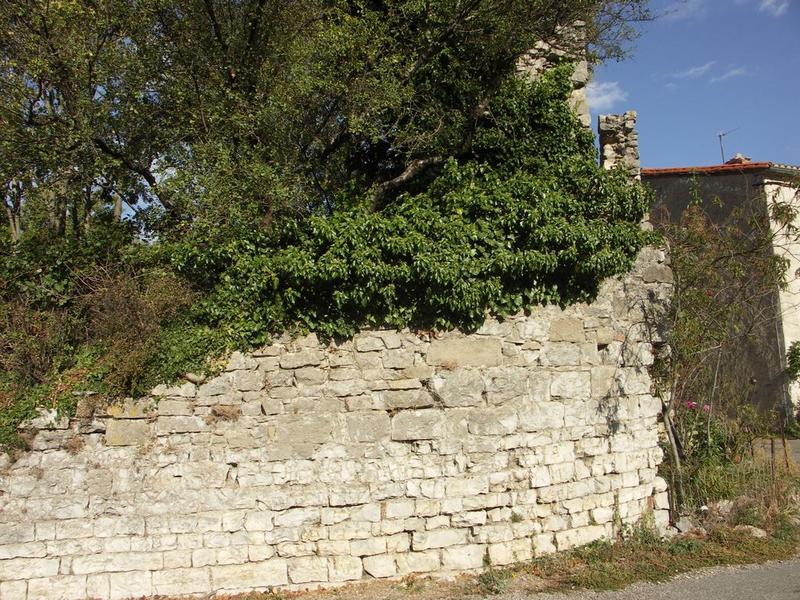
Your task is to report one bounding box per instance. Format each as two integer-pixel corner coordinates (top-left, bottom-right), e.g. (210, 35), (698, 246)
(0, 0), (651, 449)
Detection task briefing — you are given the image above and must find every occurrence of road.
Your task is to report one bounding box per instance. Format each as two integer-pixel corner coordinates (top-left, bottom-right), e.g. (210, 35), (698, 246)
(513, 558), (800, 600)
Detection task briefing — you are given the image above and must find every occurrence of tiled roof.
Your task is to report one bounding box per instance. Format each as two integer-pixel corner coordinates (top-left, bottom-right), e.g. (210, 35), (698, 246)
(641, 162), (773, 177)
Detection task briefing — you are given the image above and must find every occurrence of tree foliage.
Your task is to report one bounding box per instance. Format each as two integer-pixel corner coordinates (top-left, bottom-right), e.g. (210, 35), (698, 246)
(0, 0), (651, 449)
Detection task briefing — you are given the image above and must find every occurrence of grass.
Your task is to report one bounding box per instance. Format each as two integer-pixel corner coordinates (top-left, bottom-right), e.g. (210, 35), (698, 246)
(524, 524), (799, 592)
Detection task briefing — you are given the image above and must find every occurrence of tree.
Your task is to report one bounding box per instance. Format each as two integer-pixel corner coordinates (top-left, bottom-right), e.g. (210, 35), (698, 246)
(0, 0), (650, 242)
(0, 0), (652, 449)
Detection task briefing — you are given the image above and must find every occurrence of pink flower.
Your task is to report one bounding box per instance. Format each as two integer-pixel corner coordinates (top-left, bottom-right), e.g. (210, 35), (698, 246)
(703, 404), (711, 413)
(686, 401), (697, 409)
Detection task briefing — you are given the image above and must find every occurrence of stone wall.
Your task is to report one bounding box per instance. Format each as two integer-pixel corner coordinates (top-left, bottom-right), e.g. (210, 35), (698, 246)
(0, 245), (672, 600)
(599, 112), (641, 178)
(516, 21), (591, 127)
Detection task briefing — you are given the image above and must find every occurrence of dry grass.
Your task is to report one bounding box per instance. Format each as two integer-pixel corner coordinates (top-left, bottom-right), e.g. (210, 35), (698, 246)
(165, 522), (799, 600)
(205, 404), (242, 424)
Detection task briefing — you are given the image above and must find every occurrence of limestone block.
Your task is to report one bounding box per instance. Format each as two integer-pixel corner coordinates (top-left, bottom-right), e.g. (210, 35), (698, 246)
(109, 571), (152, 600)
(350, 537), (386, 556)
(383, 349), (415, 370)
(426, 515), (449, 530)
(105, 398), (153, 419)
(642, 264), (673, 284)
(387, 378), (423, 390)
(430, 369), (484, 407)
(467, 406), (518, 436)
(616, 368), (652, 395)
(543, 342), (582, 367)
(328, 556), (363, 582)
(452, 511), (488, 527)
(294, 367), (327, 386)
(483, 367), (528, 404)
(445, 477), (489, 498)
(555, 525), (607, 551)
(210, 559), (288, 590)
(548, 462), (575, 484)
(488, 538), (533, 566)
(152, 568), (211, 596)
(72, 552), (163, 575)
(0, 523), (35, 545)
(591, 366), (618, 398)
(234, 370), (264, 392)
(533, 533), (556, 555)
(272, 415), (333, 444)
(471, 523), (513, 544)
(391, 409), (444, 441)
(326, 379), (370, 397)
(549, 318), (585, 342)
(363, 554), (397, 578)
(273, 508), (320, 528)
(158, 399), (193, 416)
(86, 574), (109, 599)
(384, 499), (416, 520)
(396, 550), (441, 574)
(105, 419), (151, 446)
(26, 575), (86, 600)
(288, 556), (329, 584)
(412, 529), (468, 550)
(381, 389), (434, 410)
(56, 519), (94, 539)
(550, 371), (591, 400)
(155, 416), (208, 434)
(518, 401), (564, 431)
(0, 581), (28, 600)
(279, 350), (324, 370)
(353, 334), (386, 352)
(427, 338), (503, 368)
(198, 376), (233, 399)
(0, 541), (47, 560)
(345, 412), (390, 443)
(152, 381), (197, 398)
(441, 544), (486, 570)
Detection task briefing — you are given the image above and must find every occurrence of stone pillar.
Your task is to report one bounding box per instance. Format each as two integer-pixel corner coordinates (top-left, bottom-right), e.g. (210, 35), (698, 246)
(516, 21), (591, 127)
(598, 111), (641, 179)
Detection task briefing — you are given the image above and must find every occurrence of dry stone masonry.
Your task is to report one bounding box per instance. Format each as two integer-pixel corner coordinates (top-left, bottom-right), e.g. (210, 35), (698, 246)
(516, 21), (591, 127)
(599, 112), (641, 178)
(0, 244), (672, 600)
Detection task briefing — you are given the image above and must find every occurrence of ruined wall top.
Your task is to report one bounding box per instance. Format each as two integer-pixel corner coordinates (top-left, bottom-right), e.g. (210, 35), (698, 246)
(599, 111), (641, 179)
(516, 21), (590, 127)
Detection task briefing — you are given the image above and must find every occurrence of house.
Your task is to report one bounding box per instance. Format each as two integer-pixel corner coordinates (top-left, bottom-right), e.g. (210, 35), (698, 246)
(643, 155), (800, 415)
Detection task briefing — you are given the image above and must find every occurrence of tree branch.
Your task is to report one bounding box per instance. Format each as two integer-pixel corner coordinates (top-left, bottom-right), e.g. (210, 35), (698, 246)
(371, 156), (444, 209)
(92, 137), (175, 213)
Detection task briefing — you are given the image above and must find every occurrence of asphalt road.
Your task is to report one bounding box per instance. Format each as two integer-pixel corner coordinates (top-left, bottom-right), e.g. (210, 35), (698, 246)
(514, 558), (800, 600)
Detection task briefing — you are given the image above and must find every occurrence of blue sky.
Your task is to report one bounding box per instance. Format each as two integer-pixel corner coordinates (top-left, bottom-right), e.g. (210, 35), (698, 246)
(589, 0), (800, 167)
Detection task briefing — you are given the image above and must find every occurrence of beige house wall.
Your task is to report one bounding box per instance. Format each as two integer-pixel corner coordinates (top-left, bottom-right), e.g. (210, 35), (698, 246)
(768, 179), (800, 409)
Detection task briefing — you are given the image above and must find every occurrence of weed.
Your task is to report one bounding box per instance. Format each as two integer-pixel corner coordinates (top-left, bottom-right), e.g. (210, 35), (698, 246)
(64, 435), (84, 455)
(477, 551), (511, 595)
(667, 537), (702, 555)
(206, 404), (242, 425)
(476, 567), (511, 595)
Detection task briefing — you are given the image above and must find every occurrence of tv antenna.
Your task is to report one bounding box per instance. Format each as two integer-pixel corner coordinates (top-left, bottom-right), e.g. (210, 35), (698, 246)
(717, 127), (740, 163)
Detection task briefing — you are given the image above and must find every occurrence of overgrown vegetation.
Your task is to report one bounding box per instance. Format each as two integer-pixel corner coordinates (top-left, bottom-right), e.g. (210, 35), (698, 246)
(528, 520), (799, 592)
(651, 181), (800, 510)
(0, 1), (653, 451)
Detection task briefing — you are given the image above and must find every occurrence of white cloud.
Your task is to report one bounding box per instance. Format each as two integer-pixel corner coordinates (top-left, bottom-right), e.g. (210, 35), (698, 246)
(758, 0), (790, 16)
(735, 0), (791, 16)
(662, 0), (707, 21)
(586, 81), (628, 112)
(669, 61), (716, 79)
(710, 66), (748, 83)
